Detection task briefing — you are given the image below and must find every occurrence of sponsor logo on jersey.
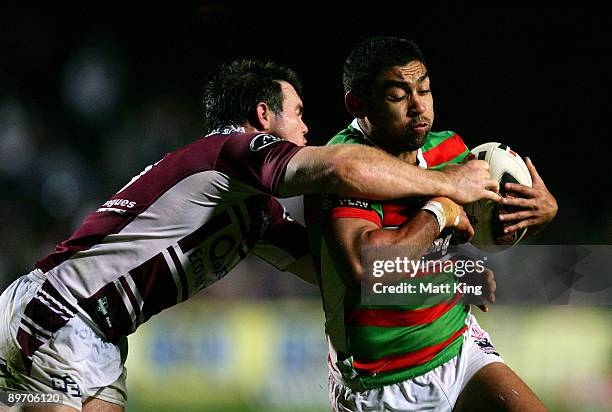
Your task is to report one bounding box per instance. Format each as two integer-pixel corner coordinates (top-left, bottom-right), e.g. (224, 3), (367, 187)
(101, 198), (136, 209)
(249, 134), (283, 151)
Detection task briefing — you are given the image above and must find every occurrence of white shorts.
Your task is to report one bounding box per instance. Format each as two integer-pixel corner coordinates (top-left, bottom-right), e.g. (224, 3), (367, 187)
(329, 314), (503, 412)
(0, 270), (127, 411)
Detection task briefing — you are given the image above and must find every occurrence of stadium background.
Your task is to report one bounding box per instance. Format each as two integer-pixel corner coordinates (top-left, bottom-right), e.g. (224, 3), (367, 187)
(1, 2), (610, 411)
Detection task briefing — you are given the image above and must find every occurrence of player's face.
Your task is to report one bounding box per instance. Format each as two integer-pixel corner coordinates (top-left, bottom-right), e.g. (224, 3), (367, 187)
(269, 81), (308, 146)
(362, 60), (434, 154)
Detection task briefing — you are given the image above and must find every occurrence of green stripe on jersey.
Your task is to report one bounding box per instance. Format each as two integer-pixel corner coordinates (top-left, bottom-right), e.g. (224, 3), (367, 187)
(421, 130), (456, 151)
(356, 334), (464, 389)
(347, 304), (468, 359)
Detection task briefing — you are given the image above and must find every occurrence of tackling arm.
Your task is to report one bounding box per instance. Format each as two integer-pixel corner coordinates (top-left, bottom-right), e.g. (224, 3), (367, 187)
(278, 144), (501, 204)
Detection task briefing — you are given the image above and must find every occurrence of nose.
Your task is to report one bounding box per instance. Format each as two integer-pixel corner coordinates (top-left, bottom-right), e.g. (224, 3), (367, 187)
(301, 118), (309, 136)
(408, 93), (426, 116)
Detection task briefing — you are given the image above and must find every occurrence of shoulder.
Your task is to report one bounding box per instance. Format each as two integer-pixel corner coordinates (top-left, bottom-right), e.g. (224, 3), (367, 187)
(422, 131), (469, 168)
(327, 124), (371, 146)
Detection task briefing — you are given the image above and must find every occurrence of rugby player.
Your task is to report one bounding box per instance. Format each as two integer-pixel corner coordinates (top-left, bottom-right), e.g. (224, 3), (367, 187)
(311, 37), (556, 411)
(0, 59), (501, 411)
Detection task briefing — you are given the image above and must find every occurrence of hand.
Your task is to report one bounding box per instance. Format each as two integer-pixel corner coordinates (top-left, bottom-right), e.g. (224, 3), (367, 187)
(498, 157), (558, 236)
(459, 262), (496, 312)
(453, 208), (475, 244)
(442, 160), (502, 204)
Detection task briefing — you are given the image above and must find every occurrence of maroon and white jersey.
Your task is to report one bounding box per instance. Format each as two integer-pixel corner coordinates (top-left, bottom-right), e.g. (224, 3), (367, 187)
(31, 129), (308, 344)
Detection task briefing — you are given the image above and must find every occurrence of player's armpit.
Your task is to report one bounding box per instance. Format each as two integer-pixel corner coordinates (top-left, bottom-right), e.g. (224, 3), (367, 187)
(285, 255), (319, 287)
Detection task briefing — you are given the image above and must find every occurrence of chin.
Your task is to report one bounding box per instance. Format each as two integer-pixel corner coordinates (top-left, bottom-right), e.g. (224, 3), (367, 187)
(401, 132), (427, 152)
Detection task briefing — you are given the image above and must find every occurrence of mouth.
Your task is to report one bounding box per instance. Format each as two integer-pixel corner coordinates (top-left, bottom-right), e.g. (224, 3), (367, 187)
(411, 122), (429, 134)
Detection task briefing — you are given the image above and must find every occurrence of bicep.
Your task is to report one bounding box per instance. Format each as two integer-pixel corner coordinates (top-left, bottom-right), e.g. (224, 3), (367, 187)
(277, 146), (335, 197)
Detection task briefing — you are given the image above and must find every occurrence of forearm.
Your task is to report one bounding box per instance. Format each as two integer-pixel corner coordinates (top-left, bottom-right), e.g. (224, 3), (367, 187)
(279, 145), (452, 199)
(354, 212), (441, 285)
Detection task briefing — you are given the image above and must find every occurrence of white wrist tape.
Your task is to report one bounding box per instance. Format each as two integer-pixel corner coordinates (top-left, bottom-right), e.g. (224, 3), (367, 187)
(422, 201), (446, 233)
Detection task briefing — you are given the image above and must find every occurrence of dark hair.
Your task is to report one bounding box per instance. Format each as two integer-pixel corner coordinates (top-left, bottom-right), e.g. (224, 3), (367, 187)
(343, 37), (426, 96)
(203, 59), (302, 132)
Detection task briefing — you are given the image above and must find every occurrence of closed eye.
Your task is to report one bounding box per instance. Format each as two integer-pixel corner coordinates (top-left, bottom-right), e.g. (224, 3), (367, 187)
(387, 94), (406, 102)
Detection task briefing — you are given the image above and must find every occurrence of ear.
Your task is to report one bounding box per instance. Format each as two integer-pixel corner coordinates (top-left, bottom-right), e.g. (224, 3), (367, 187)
(253, 102), (274, 131)
(345, 91), (366, 118)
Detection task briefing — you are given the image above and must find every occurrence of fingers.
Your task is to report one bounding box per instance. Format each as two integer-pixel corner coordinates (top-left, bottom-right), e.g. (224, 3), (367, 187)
(471, 267), (496, 311)
(454, 213), (475, 243)
(469, 159), (490, 170)
(501, 196), (536, 209)
(502, 218), (537, 234)
(476, 304), (489, 312)
(525, 157), (543, 184)
(499, 210), (535, 222)
(504, 182), (537, 197)
(482, 267), (496, 303)
(485, 179), (500, 195)
(481, 188), (502, 202)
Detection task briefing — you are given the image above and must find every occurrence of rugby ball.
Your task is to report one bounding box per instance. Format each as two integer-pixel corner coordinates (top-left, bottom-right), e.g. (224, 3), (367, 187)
(464, 142), (532, 252)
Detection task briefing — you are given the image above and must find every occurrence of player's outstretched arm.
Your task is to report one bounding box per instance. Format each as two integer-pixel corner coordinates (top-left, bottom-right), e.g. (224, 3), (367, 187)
(278, 145), (501, 204)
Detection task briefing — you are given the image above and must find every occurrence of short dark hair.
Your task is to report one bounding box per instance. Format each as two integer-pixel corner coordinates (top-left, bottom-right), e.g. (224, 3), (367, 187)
(203, 59), (302, 132)
(343, 37), (426, 96)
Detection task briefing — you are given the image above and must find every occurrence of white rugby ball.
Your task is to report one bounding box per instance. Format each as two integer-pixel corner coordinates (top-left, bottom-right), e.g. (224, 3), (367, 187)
(464, 142), (532, 252)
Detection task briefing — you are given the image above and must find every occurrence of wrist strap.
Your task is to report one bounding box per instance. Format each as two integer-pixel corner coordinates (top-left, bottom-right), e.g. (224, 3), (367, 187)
(422, 201), (446, 233)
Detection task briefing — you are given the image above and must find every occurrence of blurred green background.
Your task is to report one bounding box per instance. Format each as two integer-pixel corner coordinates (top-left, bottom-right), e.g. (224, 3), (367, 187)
(124, 296), (611, 412)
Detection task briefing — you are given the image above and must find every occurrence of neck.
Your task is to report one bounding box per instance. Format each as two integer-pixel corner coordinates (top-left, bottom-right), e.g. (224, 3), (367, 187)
(397, 151), (418, 165)
(356, 119), (419, 165)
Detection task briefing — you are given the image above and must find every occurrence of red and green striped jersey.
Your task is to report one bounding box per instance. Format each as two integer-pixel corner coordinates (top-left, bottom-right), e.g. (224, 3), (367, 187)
(314, 120), (470, 390)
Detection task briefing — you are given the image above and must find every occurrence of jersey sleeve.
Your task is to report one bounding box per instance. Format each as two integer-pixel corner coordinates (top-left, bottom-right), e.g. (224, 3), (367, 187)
(322, 194), (384, 228)
(216, 132), (304, 196)
(250, 197), (309, 270)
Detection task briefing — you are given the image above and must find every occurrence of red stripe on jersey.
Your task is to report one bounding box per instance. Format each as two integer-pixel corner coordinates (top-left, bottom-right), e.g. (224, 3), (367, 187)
(381, 204), (413, 227)
(345, 292), (462, 327)
(129, 252), (178, 322)
(422, 134), (467, 167)
(329, 207), (382, 228)
(352, 325), (467, 374)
